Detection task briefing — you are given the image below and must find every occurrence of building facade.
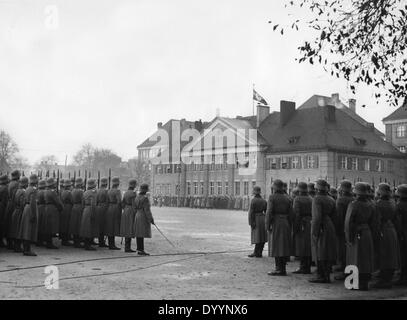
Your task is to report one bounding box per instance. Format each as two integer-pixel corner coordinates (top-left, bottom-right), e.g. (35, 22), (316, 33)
(138, 94), (407, 200)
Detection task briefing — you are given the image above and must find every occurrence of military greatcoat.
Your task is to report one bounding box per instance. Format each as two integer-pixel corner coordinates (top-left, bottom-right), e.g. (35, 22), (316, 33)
(79, 189), (98, 238)
(311, 194), (338, 261)
(0, 184), (8, 234)
(69, 188), (84, 236)
(37, 189), (46, 236)
(375, 198), (400, 270)
(44, 189), (64, 235)
(248, 195), (267, 244)
(4, 179), (19, 237)
(9, 188), (25, 239)
(134, 194), (154, 238)
(60, 189), (73, 235)
(19, 186), (38, 242)
(105, 188), (122, 236)
(397, 199), (407, 269)
(344, 199), (377, 273)
(336, 193), (354, 264)
(293, 194), (312, 257)
(266, 192), (293, 257)
(120, 190), (137, 238)
(96, 187), (108, 235)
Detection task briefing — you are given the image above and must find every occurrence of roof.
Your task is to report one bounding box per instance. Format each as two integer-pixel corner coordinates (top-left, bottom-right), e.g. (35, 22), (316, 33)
(259, 104), (404, 157)
(382, 105), (407, 122)
(299, 94), (384, 137)
(137, 119), (199, 149)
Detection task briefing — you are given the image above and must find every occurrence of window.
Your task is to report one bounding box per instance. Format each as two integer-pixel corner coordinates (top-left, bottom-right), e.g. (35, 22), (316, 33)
(271, 158), (278, 169)
(225, 182), (229, 195)
(166, 165), (172, 173)
(200, 182), (204, 195)
(175, 184), (180, 195)
(217, 181), (222, 194)
(351, 157), (358, 170)
(187, 182), (191, 195)
(307, 155), (317, 168)
(211, 154), (216, 164)
(396, 125), (406, 138)
(235, 181), (240, 196)
(210, 182), (214, 195)
(376, 159), (384, 172)
(388, 160), (394, 173)
(399, 146), (406, 153)
(339, 155), (347, 169)
(193, 182), (198, 195)
(292, 156), (300, 169)
(281, 156), (289, 169)
(243, 181), (249, 195)
(361, 158), (370, 171)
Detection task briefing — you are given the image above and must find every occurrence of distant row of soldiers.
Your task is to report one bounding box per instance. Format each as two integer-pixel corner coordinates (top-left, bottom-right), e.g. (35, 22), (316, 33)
(152, 195), (253, 211)
(0, 170), (155, 256)
(248, 179), (407, 290)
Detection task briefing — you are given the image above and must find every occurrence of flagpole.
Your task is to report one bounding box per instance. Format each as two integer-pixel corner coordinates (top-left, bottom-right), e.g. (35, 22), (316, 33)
(252, 83), (255, 116)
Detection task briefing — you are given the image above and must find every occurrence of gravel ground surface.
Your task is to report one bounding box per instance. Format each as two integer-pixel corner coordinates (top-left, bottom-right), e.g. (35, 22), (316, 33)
(0, 207), (406, 299)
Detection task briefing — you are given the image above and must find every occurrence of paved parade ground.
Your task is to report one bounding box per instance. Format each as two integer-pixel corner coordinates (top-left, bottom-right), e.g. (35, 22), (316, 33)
(0, 207), (406, 300)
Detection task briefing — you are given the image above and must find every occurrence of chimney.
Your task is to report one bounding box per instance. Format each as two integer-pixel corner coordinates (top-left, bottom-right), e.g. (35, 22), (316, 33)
(366, 122), (375, 131)
(280, 100), (296, 126)
(331, 93), (340, 107)
(256, 103), (270, 127)
(194, 120), (203, 132)
(348, 98), (356, 113)
(324, 105), (336, 122)
(157, 122), (163, 128)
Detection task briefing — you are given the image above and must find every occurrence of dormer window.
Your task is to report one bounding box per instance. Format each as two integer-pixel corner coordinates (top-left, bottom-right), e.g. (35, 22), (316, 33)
(288, 136), (300, 144)
(353, 137), (366, 146)
(396, 125), (406, 138)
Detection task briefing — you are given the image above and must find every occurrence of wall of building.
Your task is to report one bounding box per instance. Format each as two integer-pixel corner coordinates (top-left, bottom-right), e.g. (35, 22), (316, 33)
(385, 122), (407, 152)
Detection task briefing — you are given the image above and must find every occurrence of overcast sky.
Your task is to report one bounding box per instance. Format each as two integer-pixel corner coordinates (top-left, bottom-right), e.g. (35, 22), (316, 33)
(0, 0), (397, 165)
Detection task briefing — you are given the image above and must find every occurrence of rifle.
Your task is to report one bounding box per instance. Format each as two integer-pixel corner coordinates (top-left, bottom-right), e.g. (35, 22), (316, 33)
(108, 168), (111, 189)
(84, 170), (87, 191)
(56, 169), (60, 193)
(97, 170), (100, 189)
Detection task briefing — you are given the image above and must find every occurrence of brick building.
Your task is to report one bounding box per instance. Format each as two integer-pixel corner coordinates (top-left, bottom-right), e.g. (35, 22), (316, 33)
(138, 93), (407, 200)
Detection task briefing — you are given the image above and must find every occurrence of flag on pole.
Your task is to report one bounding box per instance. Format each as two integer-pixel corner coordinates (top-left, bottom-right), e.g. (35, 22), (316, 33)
(253, 89), (268, 105)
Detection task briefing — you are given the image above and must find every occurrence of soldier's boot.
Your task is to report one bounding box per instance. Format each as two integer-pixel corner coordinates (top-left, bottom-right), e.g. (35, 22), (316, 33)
(371, 269), (393, 289)
(136, 237), (149, 255)
(395, 267), (407, 286)
(23, 241), (37, 257)
(6, 238), (14, 250)
(98, 235), (108, 248)
(61, 234), (73, 246)
(73, 236), (82, 248)
(84, 238), (96, 251)
(125, 238), (136, 253)
(46, 236), (58, 249)
(14, 239), (23, 253)
(324, 262), (332, 283)
(255, 243), (264, 258)
(268, 258), (286, 276)
(309, 261), (328, 283)
(108, 236), (120, 250)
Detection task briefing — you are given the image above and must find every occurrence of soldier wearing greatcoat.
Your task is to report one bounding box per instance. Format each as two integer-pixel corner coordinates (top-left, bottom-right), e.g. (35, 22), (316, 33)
(0, 175), (9, 247)
(60, 180), (73, 246)
(44, 178), (64, 249)
(266, 179), (294, 276)
(248, 186), (267, 258)
(371, 183), (400, 289)
(134, 183), (155, 255)
(105, 177), (122, 250)
(292, 182), (312, 274)
(19, 174), (39, 256)
(395, 184), (407, 286)
(10, 176), (28, 252)
(96, 177), (109, 248)
(307, 182), (316, 198)
(344, 182), (378, 290)
(334, 180), (354, 280)
(4, 170), (20, 250)
(79, 179), (98, 251)
(329, 187), (338, 201)
(120, 179), (138, 252)
(309, 179), (337, 283)
(69, 178), (84, 248)
(36, 180), (47, 246)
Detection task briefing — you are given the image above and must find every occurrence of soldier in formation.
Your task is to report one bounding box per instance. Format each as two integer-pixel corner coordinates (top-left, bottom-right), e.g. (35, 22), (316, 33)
(248, 186), (267, 258)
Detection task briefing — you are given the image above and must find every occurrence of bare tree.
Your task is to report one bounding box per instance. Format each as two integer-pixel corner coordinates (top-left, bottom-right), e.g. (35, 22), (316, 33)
(272, 0), (407, 107)
(0, 130), (20, 172)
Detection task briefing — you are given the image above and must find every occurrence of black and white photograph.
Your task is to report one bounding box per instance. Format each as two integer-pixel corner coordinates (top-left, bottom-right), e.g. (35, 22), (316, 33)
(0, 0), (407, 306)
